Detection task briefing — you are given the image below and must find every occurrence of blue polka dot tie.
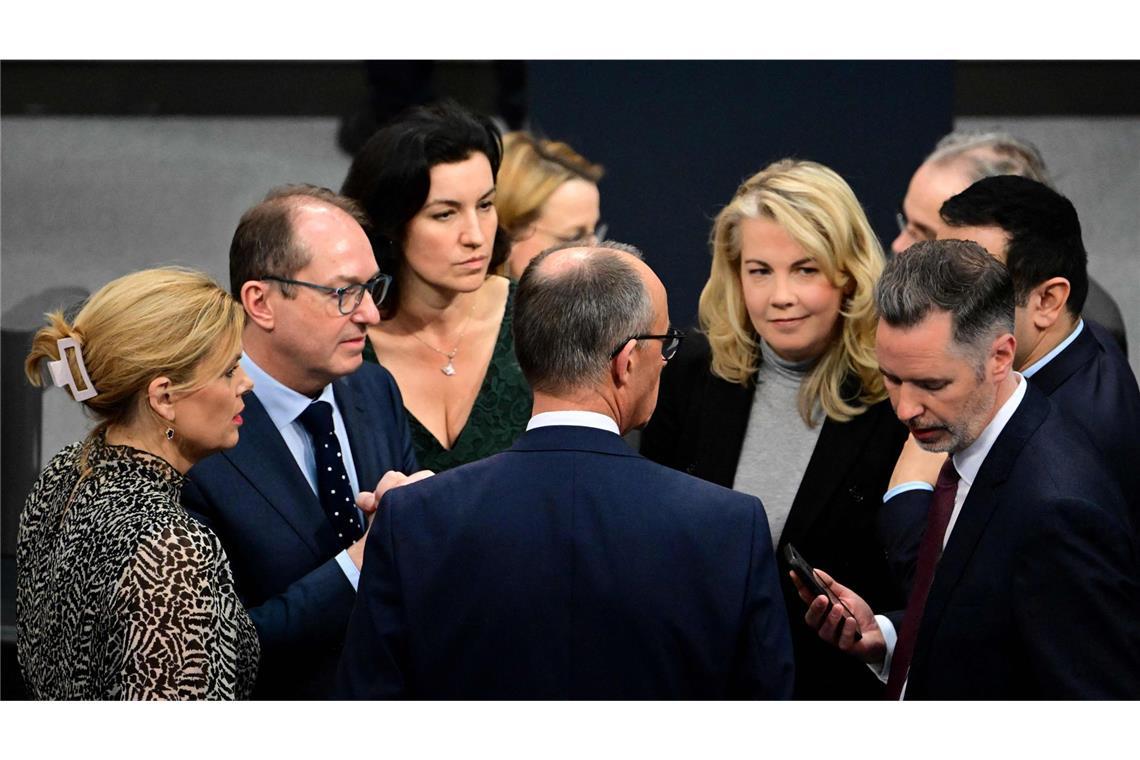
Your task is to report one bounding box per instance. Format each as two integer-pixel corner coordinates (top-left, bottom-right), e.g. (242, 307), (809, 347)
(296, 400), (364, 550)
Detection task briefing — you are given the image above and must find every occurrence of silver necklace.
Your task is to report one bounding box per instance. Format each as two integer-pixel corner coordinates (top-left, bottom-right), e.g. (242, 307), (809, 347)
(409, 300), (476, 377)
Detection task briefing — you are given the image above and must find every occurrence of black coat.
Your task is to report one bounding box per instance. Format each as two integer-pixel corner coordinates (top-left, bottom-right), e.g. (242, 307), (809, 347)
(641, 332), (908, 699)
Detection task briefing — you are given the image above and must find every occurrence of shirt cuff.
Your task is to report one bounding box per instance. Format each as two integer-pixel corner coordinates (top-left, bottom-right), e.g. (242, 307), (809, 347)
(883, 481), (935, 503)
(867, 614), (897, 684)
(336, 549), (360, 591)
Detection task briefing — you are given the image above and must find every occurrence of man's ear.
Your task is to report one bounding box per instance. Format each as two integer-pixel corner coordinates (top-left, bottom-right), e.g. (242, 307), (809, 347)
(146, 376), (177, 423)
(988, 332), (1017, 383)
(241, 280), (275, 330)
(610, 339), (637, 388)
(1028, 277), (1071, 330)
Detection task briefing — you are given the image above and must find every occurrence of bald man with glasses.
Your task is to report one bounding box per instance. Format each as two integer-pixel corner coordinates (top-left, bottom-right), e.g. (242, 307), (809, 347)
(337, 241), (794, 699)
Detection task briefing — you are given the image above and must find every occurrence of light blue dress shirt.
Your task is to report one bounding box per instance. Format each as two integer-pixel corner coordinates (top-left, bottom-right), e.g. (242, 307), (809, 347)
(241, 354), (364, 590)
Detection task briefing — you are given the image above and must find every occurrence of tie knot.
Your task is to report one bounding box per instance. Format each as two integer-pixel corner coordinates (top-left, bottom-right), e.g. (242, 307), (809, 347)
(936, 457), (960, 489)
(296, 400), (336, 437)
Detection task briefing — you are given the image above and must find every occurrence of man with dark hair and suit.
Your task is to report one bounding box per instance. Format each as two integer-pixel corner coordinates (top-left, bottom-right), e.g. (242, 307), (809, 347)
(336, 241), (795, 699)
(794, 240), (1140, 699)
(183, 185), (422, 699)
(890, 130), (1127, 355)
(881, 176), (1140, 588)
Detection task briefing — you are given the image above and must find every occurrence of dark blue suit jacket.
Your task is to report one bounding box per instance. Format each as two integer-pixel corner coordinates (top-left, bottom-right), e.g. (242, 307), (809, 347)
(183, 362), (417, 699)
(881, 320), (1140, 589)
(903, 383), (1140, 698)
(336, 425), (795, 699)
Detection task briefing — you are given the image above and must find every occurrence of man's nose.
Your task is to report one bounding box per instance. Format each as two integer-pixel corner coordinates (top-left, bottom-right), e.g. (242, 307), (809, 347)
(891, 229), (913, 256)
(894, 386), (924, 422)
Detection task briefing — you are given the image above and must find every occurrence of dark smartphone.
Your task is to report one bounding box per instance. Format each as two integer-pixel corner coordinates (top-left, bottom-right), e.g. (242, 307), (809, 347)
(782, 543), (862, 641)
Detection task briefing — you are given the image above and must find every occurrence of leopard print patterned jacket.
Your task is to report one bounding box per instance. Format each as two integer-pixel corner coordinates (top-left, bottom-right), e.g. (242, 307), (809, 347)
(17, 436), (259, 699)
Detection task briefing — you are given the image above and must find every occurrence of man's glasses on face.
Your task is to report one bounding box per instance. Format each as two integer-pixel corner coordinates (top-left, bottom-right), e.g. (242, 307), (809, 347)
(609, 326), (687, 362)
(261, 272), (392, 315)
(533, 222), (609, 245)
(895, 209), (936, 243)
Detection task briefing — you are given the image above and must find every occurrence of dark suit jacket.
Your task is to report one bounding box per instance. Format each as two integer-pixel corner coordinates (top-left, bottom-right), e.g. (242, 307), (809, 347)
(1084, 277), (1128, 357)
(639, 333), (908, 698)
(903, 383), (1140, 699)
(336, 425), (795, 699)
(880, 320), (1140, 590)
(183, 362), (417, 699)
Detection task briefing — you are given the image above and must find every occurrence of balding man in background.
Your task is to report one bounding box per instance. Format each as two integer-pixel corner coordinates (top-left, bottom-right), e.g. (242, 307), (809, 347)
(892, 130), (1127, 355)
(336, 241), (794, 699)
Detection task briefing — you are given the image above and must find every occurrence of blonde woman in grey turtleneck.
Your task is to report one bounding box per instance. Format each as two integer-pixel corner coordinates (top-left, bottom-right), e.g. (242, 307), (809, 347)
(640, 159), (909, 699)
(732, 341), (823, 549)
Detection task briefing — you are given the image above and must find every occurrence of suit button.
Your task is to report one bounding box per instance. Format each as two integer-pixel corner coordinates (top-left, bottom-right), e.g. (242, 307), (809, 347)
(685, 463), (697, 474)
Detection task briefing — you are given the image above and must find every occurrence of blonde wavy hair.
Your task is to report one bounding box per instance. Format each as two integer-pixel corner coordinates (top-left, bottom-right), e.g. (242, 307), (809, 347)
(25, 267), (246, 442)
(700, 159), (886, 425)
(495, 131), (604, 236)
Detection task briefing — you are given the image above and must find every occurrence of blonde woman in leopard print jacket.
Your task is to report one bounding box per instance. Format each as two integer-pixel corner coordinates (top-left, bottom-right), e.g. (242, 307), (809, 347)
(17, 268), (259, 700)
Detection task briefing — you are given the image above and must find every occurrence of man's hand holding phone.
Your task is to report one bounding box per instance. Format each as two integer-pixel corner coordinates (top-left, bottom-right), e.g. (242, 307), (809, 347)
(785, 545), (887, 666)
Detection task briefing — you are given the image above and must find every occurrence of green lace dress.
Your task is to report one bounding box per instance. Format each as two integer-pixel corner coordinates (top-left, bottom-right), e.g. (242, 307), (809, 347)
(363, 283), (532, 472)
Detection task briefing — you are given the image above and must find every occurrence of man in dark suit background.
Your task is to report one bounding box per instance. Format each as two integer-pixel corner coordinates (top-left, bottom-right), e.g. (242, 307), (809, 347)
(337, 241), (795, 699)
(183, 185), (420, 698)
(881, 176), (1140, 588)
(795, 240), (1140, 698)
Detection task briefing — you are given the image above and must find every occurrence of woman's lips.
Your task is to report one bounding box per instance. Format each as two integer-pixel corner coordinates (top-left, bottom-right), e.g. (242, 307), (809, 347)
(768, 316), (807, 327)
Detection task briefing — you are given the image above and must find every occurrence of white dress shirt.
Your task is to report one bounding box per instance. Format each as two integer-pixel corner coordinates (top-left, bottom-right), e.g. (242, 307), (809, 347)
(526, 410), (621, 435)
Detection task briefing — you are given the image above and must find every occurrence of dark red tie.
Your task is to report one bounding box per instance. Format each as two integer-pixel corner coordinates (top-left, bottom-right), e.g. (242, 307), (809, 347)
(885, 458), (960, 700)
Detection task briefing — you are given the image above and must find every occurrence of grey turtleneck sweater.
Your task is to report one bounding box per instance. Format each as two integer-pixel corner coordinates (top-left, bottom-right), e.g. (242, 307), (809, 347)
(731, 341), (824, 550)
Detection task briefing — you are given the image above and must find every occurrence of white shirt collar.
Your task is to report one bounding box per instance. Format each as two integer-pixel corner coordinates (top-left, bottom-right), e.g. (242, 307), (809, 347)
(526, 410), (620, 435)
(951, 372), (1027, 488)
(1021, 319), (1083, 379)
(241, 353), (336, 432)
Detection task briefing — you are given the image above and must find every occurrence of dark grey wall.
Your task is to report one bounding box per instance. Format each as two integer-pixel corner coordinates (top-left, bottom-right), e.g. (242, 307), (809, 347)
(527, 61), (954, 330)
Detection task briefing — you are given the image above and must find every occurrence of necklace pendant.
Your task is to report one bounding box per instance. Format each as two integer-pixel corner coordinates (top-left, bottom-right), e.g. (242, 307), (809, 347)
(441, 358), (457, 377)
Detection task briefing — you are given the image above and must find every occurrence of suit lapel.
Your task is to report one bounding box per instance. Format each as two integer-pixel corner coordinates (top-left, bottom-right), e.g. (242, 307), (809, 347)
(780, 405), (880, 546)
(222, 391), (333, 558)
(692, 374), (754, 486)
(334, 377), (382, 491)
(913, 387), (1051, 660)
(1027, 325), (1096, 397)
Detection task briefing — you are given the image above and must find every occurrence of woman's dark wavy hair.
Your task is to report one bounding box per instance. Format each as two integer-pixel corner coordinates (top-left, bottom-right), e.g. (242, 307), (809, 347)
(340, 99), (509, 318)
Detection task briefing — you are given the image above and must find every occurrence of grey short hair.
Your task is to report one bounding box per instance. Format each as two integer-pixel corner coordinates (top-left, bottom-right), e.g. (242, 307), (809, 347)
(876, 240), (1015, 368)
(927, 130), (1052, 187)
(513, 240), (655, 395)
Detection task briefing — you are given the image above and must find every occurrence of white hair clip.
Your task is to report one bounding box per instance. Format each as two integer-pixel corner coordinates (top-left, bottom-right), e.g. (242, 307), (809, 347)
(47, 337), (98, 402)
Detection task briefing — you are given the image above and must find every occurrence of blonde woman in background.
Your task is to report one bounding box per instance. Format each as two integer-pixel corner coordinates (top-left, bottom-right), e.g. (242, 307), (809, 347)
(18, 267), (259, 700)
(640, 159), (907, 699)
(495, 131), (604, 279)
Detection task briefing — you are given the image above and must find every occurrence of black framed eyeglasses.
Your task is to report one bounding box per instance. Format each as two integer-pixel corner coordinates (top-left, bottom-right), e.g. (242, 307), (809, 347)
(261, 272), (392, 315)
(609, 327), (686, 361)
